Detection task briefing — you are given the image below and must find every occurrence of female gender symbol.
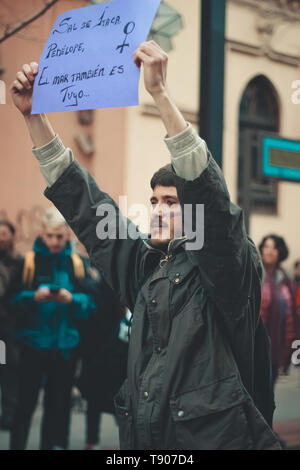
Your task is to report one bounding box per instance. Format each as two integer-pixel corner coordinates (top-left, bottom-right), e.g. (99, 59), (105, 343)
(116, 21), (136, 53)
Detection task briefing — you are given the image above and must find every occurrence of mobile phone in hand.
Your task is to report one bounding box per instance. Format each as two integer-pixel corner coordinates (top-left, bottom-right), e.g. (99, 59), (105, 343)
(49, 284), (60, 294)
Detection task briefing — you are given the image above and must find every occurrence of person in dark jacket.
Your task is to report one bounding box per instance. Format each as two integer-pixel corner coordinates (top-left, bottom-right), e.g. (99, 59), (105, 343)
(0, 221), (22, 431)
(8, 208), (96, 450)
(11, 42), (281, 450)
(70, 240), (128, 450)
(78, 274), (128, 450)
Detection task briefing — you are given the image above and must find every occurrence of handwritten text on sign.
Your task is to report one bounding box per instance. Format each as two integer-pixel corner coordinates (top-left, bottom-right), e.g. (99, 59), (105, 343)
(31, 0), (161, 114)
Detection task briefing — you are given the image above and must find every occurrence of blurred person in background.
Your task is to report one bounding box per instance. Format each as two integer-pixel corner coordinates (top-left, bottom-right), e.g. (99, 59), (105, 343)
(8, 208), (96, 450)
(0, 221), (22, 431)
(259, 235), (296, 389)
(77, 266), (128, 451)
(69, 237), (129, 450)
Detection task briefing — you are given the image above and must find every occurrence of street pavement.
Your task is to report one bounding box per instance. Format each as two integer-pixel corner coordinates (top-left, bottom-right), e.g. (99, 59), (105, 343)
(0, 398), (120, 450)
(273, 365), (300, 449)
(0, 365), (299, 450)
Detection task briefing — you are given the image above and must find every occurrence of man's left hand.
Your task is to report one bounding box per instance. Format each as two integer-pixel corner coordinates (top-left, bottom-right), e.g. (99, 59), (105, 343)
(133, 41), (168, 98)
(52, 288), (73, 304)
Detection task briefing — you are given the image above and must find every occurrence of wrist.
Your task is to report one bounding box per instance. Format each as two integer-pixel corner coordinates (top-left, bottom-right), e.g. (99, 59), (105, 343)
(151, 89), (187, 137)
(24, 113), (55, 148)
(24, 113), (44, 123)
(151, 88), (170, 104)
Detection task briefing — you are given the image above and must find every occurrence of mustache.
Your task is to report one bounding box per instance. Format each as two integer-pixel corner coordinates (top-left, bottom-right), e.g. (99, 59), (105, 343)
(151, 217), (169, 229)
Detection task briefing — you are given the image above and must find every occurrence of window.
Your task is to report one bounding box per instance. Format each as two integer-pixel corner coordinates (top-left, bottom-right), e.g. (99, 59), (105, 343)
(238, 75), (280, 216)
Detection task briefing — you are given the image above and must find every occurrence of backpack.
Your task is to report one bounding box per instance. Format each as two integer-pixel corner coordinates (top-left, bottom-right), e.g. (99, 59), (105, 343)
(22, 250), (85, 287)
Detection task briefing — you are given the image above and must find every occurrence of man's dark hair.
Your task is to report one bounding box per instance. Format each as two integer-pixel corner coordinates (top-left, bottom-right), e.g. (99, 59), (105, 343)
(0, 220), (15, 235)
(259, 234), (289, 264)
(150, 164), (177, 190)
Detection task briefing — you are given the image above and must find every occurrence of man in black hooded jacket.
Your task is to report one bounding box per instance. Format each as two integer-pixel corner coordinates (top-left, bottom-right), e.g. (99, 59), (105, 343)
(10, 41), (281, 450)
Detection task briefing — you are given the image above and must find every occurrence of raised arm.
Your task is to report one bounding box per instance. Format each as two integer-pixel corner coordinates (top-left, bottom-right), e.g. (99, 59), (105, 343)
(10, 62), (54, 146)
(134, 41), (208, 180)
(134, 41), (186, 137)
(10, 63), (145, 310)
(10, 63), (73, 187)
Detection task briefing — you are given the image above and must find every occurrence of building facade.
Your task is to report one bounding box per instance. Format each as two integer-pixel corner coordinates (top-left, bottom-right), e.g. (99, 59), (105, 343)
(224, 0), (300, 273)
(0, 0), (299, 273)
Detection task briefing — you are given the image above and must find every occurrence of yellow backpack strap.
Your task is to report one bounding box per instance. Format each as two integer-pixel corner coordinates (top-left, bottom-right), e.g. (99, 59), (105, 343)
(71, 253), (85, 279)
(22, 251), (35, 287)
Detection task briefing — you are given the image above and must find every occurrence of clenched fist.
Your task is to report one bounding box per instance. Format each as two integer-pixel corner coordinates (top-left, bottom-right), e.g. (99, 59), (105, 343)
(133, 41), (168, 98)
(34, 286), (52, 303)
(10, 62), (39, 116)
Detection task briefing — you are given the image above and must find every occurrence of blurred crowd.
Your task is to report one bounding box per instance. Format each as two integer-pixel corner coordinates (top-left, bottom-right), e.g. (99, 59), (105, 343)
(0, 209), (299, 450)
(0, 208), (129, 450)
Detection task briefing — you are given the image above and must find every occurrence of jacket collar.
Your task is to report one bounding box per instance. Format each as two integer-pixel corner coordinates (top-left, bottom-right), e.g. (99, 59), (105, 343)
(142, 236), (188, 257)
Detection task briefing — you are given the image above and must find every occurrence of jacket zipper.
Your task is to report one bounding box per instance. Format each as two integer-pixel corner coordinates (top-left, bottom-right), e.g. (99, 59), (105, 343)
(142, 237), (188, 268)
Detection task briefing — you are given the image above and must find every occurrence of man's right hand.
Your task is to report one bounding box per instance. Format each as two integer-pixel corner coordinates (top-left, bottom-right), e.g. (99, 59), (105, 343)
(34, 286), (52, 303)
(10, 62), (38, 116)
(10, 62), (55, 148)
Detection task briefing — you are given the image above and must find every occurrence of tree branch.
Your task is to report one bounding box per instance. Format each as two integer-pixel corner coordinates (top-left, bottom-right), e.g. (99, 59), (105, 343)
(0, 0), (59, 44)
